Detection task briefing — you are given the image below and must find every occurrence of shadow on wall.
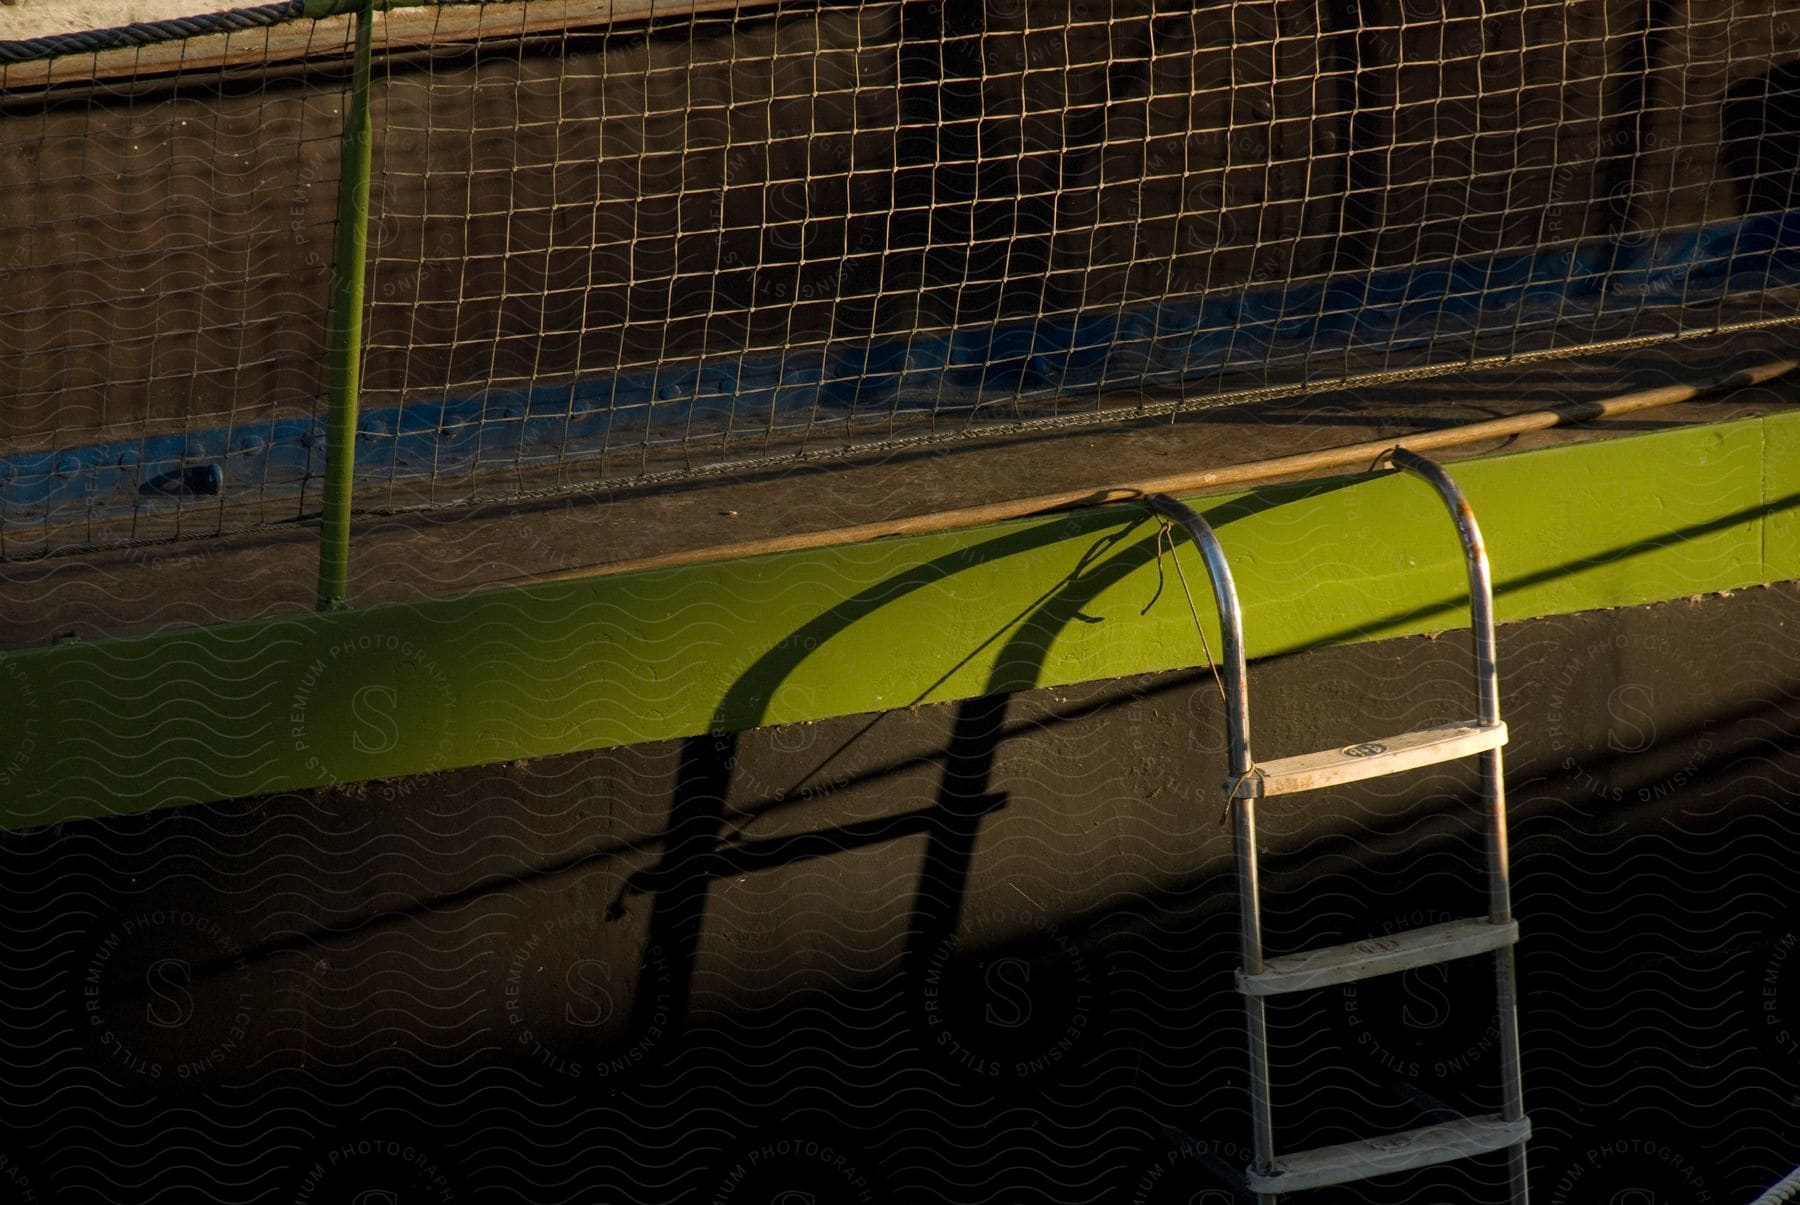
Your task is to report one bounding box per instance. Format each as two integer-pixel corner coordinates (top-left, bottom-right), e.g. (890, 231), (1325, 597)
(9, 492), (1800, 1200)
(1725, 60), (1800, 217)
(9, 591), (1800, 1202)
(625, 496), (1168, 1075)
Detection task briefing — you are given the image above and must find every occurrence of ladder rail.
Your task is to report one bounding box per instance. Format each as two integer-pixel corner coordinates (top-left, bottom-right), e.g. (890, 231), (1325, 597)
(1386, 448), (1503, 732)
(1147, 451), (1528, 1204)
(1143, 494), (1254, 790)
(1143, 493), (1277, 1191)
(1387, 448), (1512, 922)
(1386, 450), (1530, 1202)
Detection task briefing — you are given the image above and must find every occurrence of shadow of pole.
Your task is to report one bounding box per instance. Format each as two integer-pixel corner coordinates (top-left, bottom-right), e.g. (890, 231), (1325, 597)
(157, 476), (1800, 1015)
(619, 474), (1800, 1085)
(903, 520), (1185, 974)
(624, 504), (1187, 1061)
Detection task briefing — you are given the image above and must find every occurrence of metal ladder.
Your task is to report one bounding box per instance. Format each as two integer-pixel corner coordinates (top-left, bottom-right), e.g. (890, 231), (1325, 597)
(1146, 447), (1529, 1203)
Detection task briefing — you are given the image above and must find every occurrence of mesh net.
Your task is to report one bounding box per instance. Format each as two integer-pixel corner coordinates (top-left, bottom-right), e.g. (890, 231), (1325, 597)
(4, 0), (1800, 557)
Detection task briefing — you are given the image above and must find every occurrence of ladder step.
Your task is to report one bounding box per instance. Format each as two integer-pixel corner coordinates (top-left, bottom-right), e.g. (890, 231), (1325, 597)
(1237, 916), (1518, 997)
(1227, 720), (1506, 799)
(1246, 1113), (1531, 1193)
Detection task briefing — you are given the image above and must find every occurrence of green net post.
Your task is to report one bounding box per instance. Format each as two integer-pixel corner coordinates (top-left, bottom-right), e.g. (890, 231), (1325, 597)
(315, 0), (374, 612)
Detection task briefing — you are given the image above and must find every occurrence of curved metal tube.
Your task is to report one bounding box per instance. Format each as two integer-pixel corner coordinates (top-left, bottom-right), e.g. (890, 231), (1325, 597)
(1385, 448), (1511, 919)
(1387, 448), (1529, 1189)
(1157, 458), (1526, 1201)
(1144, 493), (1253, 778)
(1144, 493), (1275, 1186)
(1387, 448), (1501, 728)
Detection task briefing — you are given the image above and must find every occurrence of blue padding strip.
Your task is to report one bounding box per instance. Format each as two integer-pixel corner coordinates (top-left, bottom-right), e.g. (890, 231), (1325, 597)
(6, 211), (1799, 530)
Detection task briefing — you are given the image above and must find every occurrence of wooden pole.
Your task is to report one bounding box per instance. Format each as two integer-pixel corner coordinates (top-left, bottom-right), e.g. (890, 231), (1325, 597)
(506, 356), (1798, 588)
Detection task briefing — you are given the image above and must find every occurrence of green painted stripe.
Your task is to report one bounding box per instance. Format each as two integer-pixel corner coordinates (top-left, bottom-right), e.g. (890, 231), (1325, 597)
(1, 411), (1790, 830)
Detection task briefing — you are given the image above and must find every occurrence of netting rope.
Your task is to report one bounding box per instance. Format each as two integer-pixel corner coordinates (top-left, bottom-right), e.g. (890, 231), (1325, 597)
(4, 1), (1799, 563)
(0, 1), (310, 64)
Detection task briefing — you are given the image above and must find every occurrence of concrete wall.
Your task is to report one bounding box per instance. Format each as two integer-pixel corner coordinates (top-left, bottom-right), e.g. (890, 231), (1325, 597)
(3, 1), (1797, 444)
(2, 587), (1797, 1201)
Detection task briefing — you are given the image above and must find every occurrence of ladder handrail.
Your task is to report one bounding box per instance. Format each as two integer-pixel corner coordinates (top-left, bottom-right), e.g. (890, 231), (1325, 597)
(1143, 493), (1253, 779)
(1148, 450), (1528, 1203)
(1386, 447), (1502, 729)
(1386, 449), (1528, 1163)
(1384, 448), (1514, 925)
(1143, 491), (1277, 1184)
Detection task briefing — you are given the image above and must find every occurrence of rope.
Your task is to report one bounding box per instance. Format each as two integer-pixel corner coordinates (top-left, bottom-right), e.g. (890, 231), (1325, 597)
(1156, 519), (1227, 710)
(495, 355), (1796, 589)
(1153, 517), (1259, 828)
(0, 3), (312, 64)
(1751, 1164), (1800, 1205)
